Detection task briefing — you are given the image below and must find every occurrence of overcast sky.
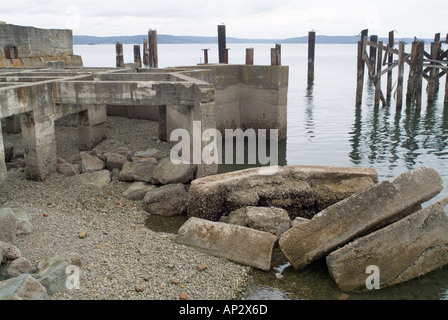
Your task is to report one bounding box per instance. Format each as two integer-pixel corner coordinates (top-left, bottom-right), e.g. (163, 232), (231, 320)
(1, 0), (446, 39)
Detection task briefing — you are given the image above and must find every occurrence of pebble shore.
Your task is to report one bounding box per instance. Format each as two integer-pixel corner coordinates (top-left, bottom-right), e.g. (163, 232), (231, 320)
(0, 115), (250, 300)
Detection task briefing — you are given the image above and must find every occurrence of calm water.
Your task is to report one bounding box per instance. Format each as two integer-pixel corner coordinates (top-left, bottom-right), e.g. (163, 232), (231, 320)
(75, 43), (448, 300)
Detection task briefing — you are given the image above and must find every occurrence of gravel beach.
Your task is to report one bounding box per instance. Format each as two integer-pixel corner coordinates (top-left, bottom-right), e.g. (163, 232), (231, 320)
(0, 115), (250, 300)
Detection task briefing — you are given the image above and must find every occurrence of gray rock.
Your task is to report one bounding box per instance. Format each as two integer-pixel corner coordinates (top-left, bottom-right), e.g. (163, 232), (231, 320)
(132, 148), (163, 161)
(79, 152), (105, 173)
(150, 158), (197, 185)
(221, 206), (292, 236)
(143, 184), (188, 216)
(72, 170), (111, 188)
(0, 241), (21, 262)
(118, 158), (158, 182)
(123, 182), (157, 201)
(88, 149), (106, 161)
(279, 167), (444, 269)
(0, 208), (17, 243)
(103, 152), (127, 171)
(176, 217), (278, 271)
(2, 257), (35, 280)
(113, 147), (132, 159)
(0, 274), (48, 300)
(34, 252), (82, 296)
(57, 162), (80, 177)
(326, 197), (448, 291)
(13, 209), (32, 235)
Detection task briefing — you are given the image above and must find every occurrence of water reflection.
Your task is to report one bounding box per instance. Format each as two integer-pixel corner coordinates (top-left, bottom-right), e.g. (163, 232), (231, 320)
(304, 79), (315, 141)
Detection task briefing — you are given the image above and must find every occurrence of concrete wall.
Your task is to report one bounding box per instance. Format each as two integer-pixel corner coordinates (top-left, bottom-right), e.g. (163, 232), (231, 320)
(0, 24), (83, 67)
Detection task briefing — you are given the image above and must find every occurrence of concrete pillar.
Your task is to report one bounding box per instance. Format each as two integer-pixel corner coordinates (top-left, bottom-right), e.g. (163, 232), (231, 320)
(78, 105), (107, 151)
(20, 113), (57, 181)
(6, 115), (21, 134)
(0, 121), (7, 183)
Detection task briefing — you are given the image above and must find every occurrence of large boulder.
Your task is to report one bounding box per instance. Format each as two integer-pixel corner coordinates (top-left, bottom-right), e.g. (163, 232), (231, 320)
(187, 165), (378, 221)
(150, 158), (197, 185)
(79, 152), (105, 173)
(0, 208), (17, 243)
(220, 206), (292, 236)
(118, 158), (158, 183)
(279, 167), (444, 269)
(103, 152), (127, 171)
(0, 274), (48, 300)
(326, 197), (448, 291)
(123, 182), (157, 201)
(176, 217), (278, 271)
(1, 257), (35, 280)
(0, 241), (21, 262)
(143, 184), (188, 216)
(34, 252), (82, 296)
(13, 209), (32, 236)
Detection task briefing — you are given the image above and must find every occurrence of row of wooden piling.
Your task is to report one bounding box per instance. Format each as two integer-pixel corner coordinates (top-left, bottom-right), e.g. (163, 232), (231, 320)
(356, 30), (448, 109)
(116, 30), (158, 68)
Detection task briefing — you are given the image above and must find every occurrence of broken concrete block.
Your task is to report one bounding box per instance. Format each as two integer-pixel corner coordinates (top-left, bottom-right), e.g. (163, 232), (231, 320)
(220, 206), (292, 236)
(150, 158), (197, 185)
(0, 208), (17, 243)
(0, 274), (48, 300)
(1, 257), (35, 280)
(123, 182), (157, 201)
(103, 152), (127, 171)
(79, 152), (105, 173)
(279, 167), (444, 269)
(13, 209), (32, 235)
(57, 162), (80, 177)
(143, 184), (188, 216)
(0, 241), (21, 262)
(326, 198), (448, 292)
(176, 217), (278, 271)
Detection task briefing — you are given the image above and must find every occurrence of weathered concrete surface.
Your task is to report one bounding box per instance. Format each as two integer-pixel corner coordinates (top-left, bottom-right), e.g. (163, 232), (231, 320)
(326, 198), (448, 292)
(176, 217), (278, 271)
(279, 167), (444, 269)
(0, 208), (17, 243)
(143, 184), (188, 216)
(0, 24), (82, 67)
(187, 165), (378, 221)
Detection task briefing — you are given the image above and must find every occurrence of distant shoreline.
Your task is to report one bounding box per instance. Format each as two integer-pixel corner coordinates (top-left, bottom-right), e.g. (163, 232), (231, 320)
(74, 34), (429, 46)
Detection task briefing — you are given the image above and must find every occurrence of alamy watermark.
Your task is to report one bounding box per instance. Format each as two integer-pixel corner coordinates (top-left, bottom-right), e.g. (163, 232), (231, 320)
(65, 265), (80, 290)
(365, 265), (380, 290)
(169, 121), (279, 174)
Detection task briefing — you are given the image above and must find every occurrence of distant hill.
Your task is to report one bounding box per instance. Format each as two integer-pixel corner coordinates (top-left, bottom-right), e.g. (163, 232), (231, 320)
(73, 34), (427, 45)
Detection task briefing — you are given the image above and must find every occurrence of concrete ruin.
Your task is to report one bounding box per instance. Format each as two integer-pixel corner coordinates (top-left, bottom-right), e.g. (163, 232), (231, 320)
(0, 24), (289, 185)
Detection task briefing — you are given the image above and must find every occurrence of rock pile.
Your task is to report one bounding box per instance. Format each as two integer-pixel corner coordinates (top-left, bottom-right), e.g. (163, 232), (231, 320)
(0, 207), (82, 300)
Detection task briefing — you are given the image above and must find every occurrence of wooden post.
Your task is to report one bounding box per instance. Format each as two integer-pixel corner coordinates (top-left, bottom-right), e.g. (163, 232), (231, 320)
(116, 42), (124, 68)
(374, 41), (383, 107)
(356, 41), (365, 106)
(308, 31), (316, 81)
(134, 45), (142, 68)
(143, 38), (149, 67)
(276, 44), (282, 65)
(224, 48), (229, 64)
(428, 41), (441, 101)
(271, 47), (280, 66)
(434, 33), (441, 42)
(445, 64), (448, 104)
(396, 41), (405, 109)
(246, 48), (254, 65)
(406, 40), (417, 101)
(202, 49), (209, 64)
(148, 30), (158, 68)
(387, 31), (394, 98)
(369, 35), (378, 77)
(414, 41), (424, 109)
(218, 24), (226, 64)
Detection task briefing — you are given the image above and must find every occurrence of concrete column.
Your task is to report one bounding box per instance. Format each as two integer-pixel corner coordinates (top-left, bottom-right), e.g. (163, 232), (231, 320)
(0, 121), (7, 183)
(194, 85), (218, 178)
(6, 115), (21, 134)
(78, 104), (107, 151)
(20, 113), (57, 181)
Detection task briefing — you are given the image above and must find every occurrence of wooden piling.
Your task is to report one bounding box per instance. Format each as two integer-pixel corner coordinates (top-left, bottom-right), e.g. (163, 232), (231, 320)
(246, 48), (254, 65)
(387, 31), (394, 98)
(116, 42), (124, 68)
(374, 41), (383, 107)
(369, 35), (378, 77)
(218, 24), (226, 64)
(271, 47), (280, 66)
(224, 48), (229, 64)
(414, 41), (424, 109)
(356, 41), (365, 106)
(308, 31), (316, 81)
(202, 49), (209, 64)
(428, 41), (441, 101)
(143, 38), (149, 67)
(148, 30), (158, 68)
(396, 41), (405, 109)
(406, 40), (417, 101)
(134, 45), (142, 68)
(276, 44), (282, 66)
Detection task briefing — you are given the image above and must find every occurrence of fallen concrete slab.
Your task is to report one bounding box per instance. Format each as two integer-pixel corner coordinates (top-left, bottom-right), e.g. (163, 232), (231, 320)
(279, 167), (444, 269)
(326, 197), (448, 292)
(176, 217), (278, 271)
